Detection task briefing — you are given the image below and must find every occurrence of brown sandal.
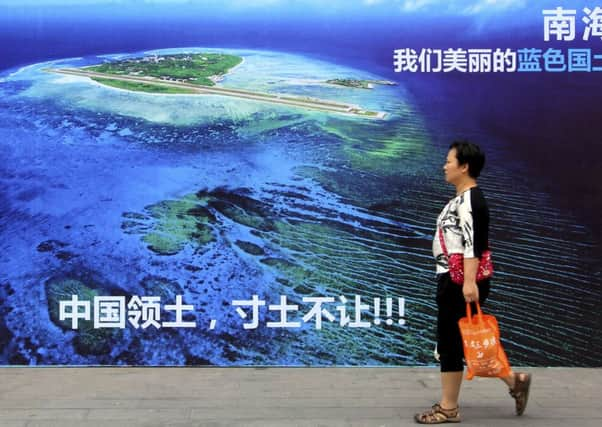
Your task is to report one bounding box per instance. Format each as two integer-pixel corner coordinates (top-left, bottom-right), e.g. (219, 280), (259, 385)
(415, 403), (461, 424)
(509, 372), (532, 416)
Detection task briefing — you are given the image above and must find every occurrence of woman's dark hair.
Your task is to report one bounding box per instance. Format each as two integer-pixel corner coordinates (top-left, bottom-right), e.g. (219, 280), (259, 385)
(449, 140), (486, 178)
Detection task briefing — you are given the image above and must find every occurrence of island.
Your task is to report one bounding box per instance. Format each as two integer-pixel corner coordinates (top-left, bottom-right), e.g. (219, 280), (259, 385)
(46, 53), (387, 119)
(326, 79), (398, 89)
(86, 53), (242, 87)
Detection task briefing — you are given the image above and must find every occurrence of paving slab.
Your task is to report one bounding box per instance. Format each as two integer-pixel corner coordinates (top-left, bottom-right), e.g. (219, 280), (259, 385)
(0, 367), (600, 426)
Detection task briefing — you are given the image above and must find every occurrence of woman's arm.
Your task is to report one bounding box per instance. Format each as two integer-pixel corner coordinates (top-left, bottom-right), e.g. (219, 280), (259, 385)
(463, 257), (479, 302)
(459, 188), (489, 302)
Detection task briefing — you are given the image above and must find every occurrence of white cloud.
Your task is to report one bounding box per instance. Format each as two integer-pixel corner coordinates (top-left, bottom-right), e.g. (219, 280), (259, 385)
(400, 0), (438, 12)
(399, 0), (527, 14)
(462, 0), (526, 15)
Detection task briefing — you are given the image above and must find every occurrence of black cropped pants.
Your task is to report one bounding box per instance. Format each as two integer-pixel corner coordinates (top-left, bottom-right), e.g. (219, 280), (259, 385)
(436, 272), (490, 372)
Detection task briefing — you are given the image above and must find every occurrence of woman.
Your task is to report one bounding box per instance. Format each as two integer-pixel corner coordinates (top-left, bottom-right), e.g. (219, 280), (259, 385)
(415, 141), (531, 424)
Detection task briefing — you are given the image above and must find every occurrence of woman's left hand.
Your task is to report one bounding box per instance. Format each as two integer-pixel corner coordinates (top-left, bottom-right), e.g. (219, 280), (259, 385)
(463, 281), (479, 303)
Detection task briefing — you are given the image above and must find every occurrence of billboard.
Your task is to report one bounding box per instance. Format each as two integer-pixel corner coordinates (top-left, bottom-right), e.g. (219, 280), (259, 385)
(0, 0), (600, 366)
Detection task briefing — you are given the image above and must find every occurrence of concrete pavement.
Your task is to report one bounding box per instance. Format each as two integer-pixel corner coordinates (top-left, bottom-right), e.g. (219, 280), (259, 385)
(0, 367), (600, 426)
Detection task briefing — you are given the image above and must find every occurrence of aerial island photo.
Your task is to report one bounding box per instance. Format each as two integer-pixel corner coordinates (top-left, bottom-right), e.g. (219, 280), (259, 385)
(0, 0), (600, 368)
(49, 52), (390, 118)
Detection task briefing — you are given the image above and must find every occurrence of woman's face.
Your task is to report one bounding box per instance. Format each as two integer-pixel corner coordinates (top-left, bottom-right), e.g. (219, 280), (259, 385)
(444, 148), (466, 184)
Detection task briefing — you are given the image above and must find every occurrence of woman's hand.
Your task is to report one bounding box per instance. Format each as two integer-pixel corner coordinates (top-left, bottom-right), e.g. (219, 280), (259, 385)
(463, 281), (479, 303)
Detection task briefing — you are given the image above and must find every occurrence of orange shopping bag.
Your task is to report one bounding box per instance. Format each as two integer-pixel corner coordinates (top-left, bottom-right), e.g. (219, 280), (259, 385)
(458, 302), (511, 380)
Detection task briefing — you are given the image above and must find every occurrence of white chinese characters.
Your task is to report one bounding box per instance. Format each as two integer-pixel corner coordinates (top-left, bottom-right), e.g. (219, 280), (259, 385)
(59, 294), (407, 330)
(59, 295), (197, 329)
(394, 48), (602, 73)
(543, 7), (577, 41)
(543, 6), (602, 41)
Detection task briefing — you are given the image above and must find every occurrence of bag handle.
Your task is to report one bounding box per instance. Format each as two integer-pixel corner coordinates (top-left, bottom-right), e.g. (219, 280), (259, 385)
(439, 227), (492, 258)
(438, 227), (449, 259)
(466, 302), (484, 324)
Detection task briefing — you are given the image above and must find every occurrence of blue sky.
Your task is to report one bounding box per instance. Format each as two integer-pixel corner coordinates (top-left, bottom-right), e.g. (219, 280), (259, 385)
(0, 0), (581, 31)
(0, 0), (592, 63)
(0, 0), (580, 16)
(3, 0), (590, 46)
(0, 1), (588, 33)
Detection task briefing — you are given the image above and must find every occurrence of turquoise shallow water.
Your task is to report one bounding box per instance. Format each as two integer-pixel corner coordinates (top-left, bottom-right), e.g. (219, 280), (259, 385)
(0, 48), (600, 366)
